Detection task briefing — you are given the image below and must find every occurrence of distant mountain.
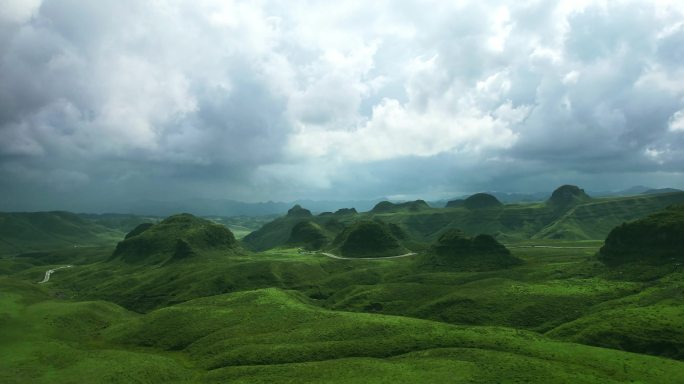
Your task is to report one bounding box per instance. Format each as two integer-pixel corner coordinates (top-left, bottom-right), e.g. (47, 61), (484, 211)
(246, 186), (684, 248)
(433, 191), (549, 207)
(546, 185), (591, 209)
(370, 200), (431, 213)
(124, 198), (384, 217)
(617, 185), (652, 195)
(0, 211), (125, 255)
(78, 213), (159, 232)
(589, 186), (682, 197)
(462, 193), (503, 209)
(642, 188), (682, 195)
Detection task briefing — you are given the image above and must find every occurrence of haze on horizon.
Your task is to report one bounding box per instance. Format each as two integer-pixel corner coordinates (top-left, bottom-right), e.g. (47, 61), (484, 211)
(1, 0), (684, 212)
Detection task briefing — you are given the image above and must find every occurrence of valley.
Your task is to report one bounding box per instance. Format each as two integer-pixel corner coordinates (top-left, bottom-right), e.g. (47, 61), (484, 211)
(1, 186), (683, 382)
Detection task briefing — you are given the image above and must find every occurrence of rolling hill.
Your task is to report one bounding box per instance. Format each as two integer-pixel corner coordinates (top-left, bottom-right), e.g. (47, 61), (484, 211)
(2, 278), (682, 383)
(329, 220), (408, 258)
(598, 204), (684, 266)
(0, 211), (126, 255)
(2, 187), (684, 382)
(111, 213), (241, 265)
(243, 186), (684, 251)
(419, 229), (521, 270)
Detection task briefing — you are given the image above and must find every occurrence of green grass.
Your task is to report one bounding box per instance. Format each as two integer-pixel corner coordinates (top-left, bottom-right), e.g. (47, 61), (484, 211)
(0, 278), (197, 383)
(0, 212), (126, 256)
(535, 193), (684, 240)
(2, 279), (682, 383)
(243, 192), (684, 252)
(9, 239), (681, 362)
(2, 203), (684, 382)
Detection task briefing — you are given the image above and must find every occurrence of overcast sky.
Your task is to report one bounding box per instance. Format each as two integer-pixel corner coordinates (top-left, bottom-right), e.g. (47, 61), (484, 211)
(1, 0), (684, 211)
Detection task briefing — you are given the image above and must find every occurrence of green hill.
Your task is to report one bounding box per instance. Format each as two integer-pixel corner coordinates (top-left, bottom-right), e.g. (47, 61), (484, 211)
(287, 204), (313, 217)
(103, 288), (683, 383)
(243, 188), (684, 251)
(547, 304), (684, 359)
(547, 185), (591, 210)
(242, 205), (319, 251)
(463, 193), (503, 209)
(0, 211), (125, 255)
(111, 213), (240, 264)
(3, 279), (682, 383)
(420, 229), (521, 270)
(598, 205), (684, 266)
(371, 200), (431, 213)
(286, 221), (329, 250)
(445, 199), (465, 208)
(78, 213), (159, 232)
(537, 192), (684, 240)
(4, 211), (684, 369)
(334, 208), (358, 215)
(331, 220), (408, 258)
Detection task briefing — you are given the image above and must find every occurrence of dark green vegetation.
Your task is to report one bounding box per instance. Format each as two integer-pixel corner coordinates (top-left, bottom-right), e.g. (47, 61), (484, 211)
(111, 214), (241, 264)
(2, 187), (684, 382)
(547, 184), (591, 209)
(445, 198), (465, 208)
(287, 204), (313, 217)
(0, 211), (145, 255)
(244, 186), (684, 251)
(370, 200), (431, 213)
(3, 277), (683, 383)
(420, 229), (521, 270)
(463, 193), (503, 209)
(286, 221), (329, 250)
(599, 204), (684, 266)
(331, 220), (408, 258)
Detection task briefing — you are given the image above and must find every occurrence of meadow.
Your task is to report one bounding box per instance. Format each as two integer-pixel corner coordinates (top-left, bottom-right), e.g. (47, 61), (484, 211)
(1, 190), (683, 382)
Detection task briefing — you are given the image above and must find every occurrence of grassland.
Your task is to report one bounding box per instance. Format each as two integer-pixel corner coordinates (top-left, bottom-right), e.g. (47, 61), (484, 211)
(1, 196), (684, 382)
(244, 191), (684, 250)
(0, 212), (126, 256)
(2, 275), (683, 383)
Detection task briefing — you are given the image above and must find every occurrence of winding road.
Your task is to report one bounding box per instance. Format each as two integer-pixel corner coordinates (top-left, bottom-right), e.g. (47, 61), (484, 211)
(315, 244), (599, 260)
(38, 265), (72, 284)
(319, 252), (417, 260)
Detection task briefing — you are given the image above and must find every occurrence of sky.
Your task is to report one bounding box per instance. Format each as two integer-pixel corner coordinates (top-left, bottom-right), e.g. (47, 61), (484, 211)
(1, 0), (684, 211)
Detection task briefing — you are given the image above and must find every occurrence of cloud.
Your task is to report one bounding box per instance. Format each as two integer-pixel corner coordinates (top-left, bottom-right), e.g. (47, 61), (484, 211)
(1, 0), (684, 211)
(670, 110), (684, 132)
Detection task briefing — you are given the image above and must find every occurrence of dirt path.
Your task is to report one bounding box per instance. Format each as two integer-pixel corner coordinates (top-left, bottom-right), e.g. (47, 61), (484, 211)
(38, 265), (72, 284)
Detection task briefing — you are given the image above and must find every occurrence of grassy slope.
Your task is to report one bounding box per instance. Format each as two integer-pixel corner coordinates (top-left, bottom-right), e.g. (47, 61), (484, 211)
(3, 202), (684, 382)
(535, 192), (684, 240)
(0, 278), (196, 384)
(4, 279), (678, 384)
(243, 192), (684, 252)
(119, 288), (684, 383)
(1, 242), (683, 382)
(8, 242), (682, 361)
(546, 271), (684, 359)
(0, 212), (125, 256)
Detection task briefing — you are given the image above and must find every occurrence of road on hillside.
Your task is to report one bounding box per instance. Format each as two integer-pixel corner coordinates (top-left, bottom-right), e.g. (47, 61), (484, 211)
(319, 252), (417, 260)
(38, 265), (72, 284)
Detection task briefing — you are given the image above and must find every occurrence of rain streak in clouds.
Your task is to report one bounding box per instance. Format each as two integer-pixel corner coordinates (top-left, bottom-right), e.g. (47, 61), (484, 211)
(1, 0), (684, 210)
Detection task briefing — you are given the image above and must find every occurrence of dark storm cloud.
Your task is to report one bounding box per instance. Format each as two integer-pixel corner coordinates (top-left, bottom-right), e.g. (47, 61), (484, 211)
(1, 0), (683, 211)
